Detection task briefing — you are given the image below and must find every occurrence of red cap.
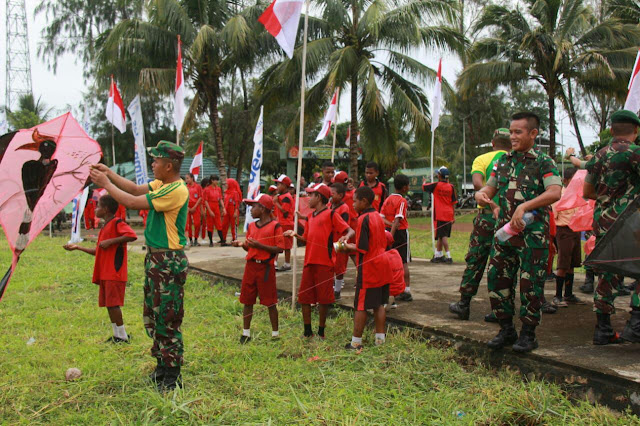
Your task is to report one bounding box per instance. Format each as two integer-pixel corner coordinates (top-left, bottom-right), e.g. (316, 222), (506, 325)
(275, 174), (292, 187)
(334, 171), (349, 184)
(243, 193), (274, 211)
(306, 183), (331, 199)
(313, 172), (321, 179)
(268, 185), (277, 194)
(385, 231), (394, 247)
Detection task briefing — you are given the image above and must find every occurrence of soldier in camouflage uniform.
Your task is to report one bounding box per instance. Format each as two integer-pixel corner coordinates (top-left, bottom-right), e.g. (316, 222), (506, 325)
(584, 110), (640, 344)
(475, 112), (562, 353)
(90, 141), (190, 390)
(449, 129), (511, 321)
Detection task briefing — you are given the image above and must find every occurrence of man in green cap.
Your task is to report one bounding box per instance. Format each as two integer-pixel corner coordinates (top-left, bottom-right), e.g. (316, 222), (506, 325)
(584, 109), (640, 345)
(90, 140), (190, 390)
(449, 128), (511, 321)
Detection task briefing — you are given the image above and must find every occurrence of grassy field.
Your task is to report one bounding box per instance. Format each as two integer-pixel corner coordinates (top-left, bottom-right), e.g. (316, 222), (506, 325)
(408, 214), (475, 263)
(0, 235), (636, 423)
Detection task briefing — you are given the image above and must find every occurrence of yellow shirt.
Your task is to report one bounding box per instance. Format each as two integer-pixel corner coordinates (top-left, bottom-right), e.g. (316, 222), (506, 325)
(471, 150), (507, 207)
(145, 179), (189, 249)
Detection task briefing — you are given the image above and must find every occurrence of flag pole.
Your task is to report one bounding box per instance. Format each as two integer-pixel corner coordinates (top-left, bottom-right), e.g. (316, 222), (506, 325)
(111, 122), (116, 166)
(292, 0), (310, 309)
(430, 130), (435, 252)
(330, 88), (340, 163)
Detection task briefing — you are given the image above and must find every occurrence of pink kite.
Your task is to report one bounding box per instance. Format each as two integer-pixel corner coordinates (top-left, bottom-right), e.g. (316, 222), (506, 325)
(555, 169), (588, 211)
(0, 113), (102, 300)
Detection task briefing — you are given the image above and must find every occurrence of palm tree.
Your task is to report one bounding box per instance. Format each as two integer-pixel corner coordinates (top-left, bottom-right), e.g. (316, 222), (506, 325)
(458, 0), (640, 156)
(7, 94), (54, 130)
(258, 0), (463, 177)
(98, 0), (275, 187)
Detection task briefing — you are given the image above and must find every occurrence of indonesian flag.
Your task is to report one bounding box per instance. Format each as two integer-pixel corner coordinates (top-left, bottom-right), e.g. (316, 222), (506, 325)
(624, 49), (640, 114)
(106, 76), (126, 133)
(345, 126), (360, 146)
(315, 89), (339, 141)
(431, 59), (442, 132)
(175, 35), (186, 133)
(258, 0), (304, 59)
(190, 141), (203, 181)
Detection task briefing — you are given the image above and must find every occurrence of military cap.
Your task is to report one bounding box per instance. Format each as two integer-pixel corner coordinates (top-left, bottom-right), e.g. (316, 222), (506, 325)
(147, 141), (185, 159)
(610, 110), (640, 127)
(493, 128), (510, 139)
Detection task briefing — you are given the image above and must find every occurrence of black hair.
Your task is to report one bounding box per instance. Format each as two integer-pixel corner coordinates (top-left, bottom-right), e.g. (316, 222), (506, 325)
(611, 122), (638, 136)
(563, 167), (578, 180)
(186, 172), (195, 179)
(365, 161), (379, 172)
(313, 192), (329, 205)
(354, 186), (374, 205)
(210, 174), (220, 181)
(511, 112), (540, 131)
(493, 137), (512, 150)
(332, 182), (345, 195)
(201, 178), (210, 188)
(99, 194), (119, 215)
(321, 160), (335, 169)
(394, 174), (410, 191)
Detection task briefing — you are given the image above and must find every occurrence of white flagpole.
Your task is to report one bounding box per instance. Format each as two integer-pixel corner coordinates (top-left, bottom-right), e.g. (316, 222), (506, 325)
(292, 0), (310, 309)
(330, 88), (340, 163)
(430, 131), (436, 252)
(111, 122), (116, 166)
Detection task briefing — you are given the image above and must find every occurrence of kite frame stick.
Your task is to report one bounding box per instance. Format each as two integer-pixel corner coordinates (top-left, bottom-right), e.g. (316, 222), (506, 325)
(291, 0), (310, 309)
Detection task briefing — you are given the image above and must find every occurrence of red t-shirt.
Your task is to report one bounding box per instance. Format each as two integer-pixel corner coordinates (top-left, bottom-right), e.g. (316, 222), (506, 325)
(245, 220), (284, 262)
(359, 180), (388, 212)
(331, 201), (351, 226)
(187, 183), (203, 208)
(92, 217), (137, 283)
(115, 205), (127, 222)
(343, 189), (358, 228)
(356, 208), (392, 288)
(275, 192), (295, 227)
(204, 186), (222, 208)
(423, 181), (457, 222)
(386, 250), (406, 296)
(303, 208), (350, 267)
(381, 193), (409, 230)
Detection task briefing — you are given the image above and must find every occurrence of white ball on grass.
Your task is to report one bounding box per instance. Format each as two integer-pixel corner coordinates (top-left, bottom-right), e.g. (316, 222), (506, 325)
(65, 368), (82, 381)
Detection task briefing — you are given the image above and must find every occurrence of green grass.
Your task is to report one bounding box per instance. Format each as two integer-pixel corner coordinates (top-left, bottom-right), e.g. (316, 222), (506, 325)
(408, 214), (475, 262)
(0, 235), (636, 423)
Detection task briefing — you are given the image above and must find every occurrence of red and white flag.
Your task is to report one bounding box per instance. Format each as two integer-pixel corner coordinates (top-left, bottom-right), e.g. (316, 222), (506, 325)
(431, 59), (442, 132)
(624, 49), (640, 114)
(174, 35), (186, 133)
(106, 76), (126, 133)
(345, 126), (360, 146)
(315, 89), (339, 141)
(190, 141), (203, 181)
(258, 0), (304, 59)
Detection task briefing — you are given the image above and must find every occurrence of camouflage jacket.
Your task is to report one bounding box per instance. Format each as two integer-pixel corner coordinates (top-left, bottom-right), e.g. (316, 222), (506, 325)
(585, 139), (640, 237)
(487, 148), (562, 248)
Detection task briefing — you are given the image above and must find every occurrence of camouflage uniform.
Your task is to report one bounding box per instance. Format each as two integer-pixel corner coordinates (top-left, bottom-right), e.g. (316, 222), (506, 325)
(585, 139), (640, 314)
(486, 149), (562, 326)
(459, 211), (496, 296)
(144, 250), (189, 367)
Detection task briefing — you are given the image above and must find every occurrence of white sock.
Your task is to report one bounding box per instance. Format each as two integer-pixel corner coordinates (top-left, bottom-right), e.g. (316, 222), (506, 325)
(116, 325), (128, 340)
(272, 330), (279, 337)
(351, 336), (363, 345)
(435, 251), (443, 257)
(242, 329), (251, 337)
(334, 278), (344, 292)
(284, 262), (290, 268)
(375, 333), (386, 342)
(111, 323), (117, 336)
(405, 287), (411, 293)
(446, 251), (451, 258)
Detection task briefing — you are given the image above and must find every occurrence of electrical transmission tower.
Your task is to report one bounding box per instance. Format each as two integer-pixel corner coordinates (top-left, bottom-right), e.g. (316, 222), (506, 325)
(5, 0), (33, 110)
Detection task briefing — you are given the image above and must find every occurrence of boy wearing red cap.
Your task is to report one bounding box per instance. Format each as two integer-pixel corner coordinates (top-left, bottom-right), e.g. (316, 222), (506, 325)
(285, 183), (354, 338)
(232, 194), (284, 343)
(274, 174), (294, 271)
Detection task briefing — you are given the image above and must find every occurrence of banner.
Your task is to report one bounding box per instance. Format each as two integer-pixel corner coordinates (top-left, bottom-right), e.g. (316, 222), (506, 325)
(69, 187), (89, 244)
(127, 95), (150, 185)
(244, 106), (264, 231)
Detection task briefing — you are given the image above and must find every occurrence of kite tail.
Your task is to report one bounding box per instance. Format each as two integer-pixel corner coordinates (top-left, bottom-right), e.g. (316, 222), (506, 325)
(0, 254), (19, 302)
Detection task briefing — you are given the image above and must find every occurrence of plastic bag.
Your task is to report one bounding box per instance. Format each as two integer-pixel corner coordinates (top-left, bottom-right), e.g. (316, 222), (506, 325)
(556, 170), (588, 211)
(569, 200), (595, 232)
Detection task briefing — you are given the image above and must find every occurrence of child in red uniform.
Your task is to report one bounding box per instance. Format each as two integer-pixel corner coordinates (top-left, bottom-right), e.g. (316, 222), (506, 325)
(359, 161), (387, 211)
(232, 194), (284, 343)
(335, 171), (359, 268)
(221, 178), (242, 245)
(84, 198), (96, 230)
(274, 174), (294, 271)
(423, 166), (457, 263)
(204, 175), (226, 246)
(139, 209), (149, 227)
(63, 195), (137, 343)
(185, 173), (203, 246)
(381, 174), (413, 301)
(343, 186), (392, 349)
(200, 178), (209, 242)
(385, 231), (406, 310)
(285, 183), (354, 338)
(321, 160), (335, 186)
(330, 182), (351, 300)
(115, 204), (127, 222)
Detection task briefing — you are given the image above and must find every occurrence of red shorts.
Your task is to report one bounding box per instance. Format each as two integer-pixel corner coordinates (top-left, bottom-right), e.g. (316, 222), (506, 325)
(354, 284), (389, 311)
(98, 280), (126, 307)
(334, 252), (349, 276)
(298, 264), (334, 305)
(240, 261), (278, 306)
(281, 224), (294, 250)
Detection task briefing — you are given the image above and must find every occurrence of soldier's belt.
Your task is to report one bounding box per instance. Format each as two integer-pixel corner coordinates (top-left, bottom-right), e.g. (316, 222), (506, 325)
(147, 246), (181, 254)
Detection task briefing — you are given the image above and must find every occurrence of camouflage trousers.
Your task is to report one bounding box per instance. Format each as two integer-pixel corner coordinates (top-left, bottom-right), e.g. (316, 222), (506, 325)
(459, 212), (496, 297)
(593, 238), (640, 313)
(487, 243), (548, 326)
(143, 250), (189, 367)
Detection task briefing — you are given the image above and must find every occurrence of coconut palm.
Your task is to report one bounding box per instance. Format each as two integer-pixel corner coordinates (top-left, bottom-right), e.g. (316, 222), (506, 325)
(258, 0), (463, 177)
(458, 0), (640, 156)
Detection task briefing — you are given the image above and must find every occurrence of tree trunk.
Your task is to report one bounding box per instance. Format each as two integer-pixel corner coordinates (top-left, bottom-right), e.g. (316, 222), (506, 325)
(566, 78), (587, 156)
(209, 76), (228, 192)
(547, 92), (556, 158)
(227, 69), (237, 171)
(349, 77), (359, 178)
(236, 70), (250, 182)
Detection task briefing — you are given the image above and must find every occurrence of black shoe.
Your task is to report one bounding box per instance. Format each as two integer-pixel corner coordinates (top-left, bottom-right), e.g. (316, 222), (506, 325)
(430, 256), (444, 263)
(334, 291), (341, 301)
(105, 335), (132, 344)
(622, 311), (640, 343)
(160, 367), (182, 391)
(344, 342), (362, 350)
(449, 296), (471, 320)
(580, 272), (595, 294)
(593, 313), (623, 345)
(193, 241), (201, 247)
(209, 242), (214, 247)
(148, 360), (165, 384)
(395, 292), (413, 302)
(541, 301), (557, 314)
(487, 320), (518, 350)
(484, 313), (499, 323)
(563, 294), (584, 304)
(512, 324), (538, 353)
(444, 257), (453, 264)
(546, 273), (556, 282)
(240, 335), (251, 344)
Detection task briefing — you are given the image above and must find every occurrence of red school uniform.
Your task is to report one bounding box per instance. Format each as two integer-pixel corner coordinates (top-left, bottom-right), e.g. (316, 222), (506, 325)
(186, 182), (203, 238)
(275, 192), (295, 249)
(92, 217), (137, 307)
(343, 189), (358, 230)
(331, 201), (351, 275)
(359, 179), (388, 212)
(298, 208), (350, 305)
(422, 181), (457, 222)
(240, 220), (284, 307)
(386, 249), (406, 297)
(203, 185), (223, 231)
(381, 193), (409, 230)
(115, 204), (127, 222)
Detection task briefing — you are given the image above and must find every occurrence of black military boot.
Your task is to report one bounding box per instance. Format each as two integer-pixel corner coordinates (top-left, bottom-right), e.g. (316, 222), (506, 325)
(512, 324), (538, 353)
(622, 310), (640, 343)
(580, 270), (595, 293)
(448, 296), (471, 320)
(484, 312), (499, 323)
(593, 313), (623, 345)
(148, 359), (165, 384)
(487, 319), (518, 350)
(160, 367), (182, 391)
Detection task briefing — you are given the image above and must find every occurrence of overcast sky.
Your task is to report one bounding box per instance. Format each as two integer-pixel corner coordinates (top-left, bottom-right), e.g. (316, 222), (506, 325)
(2, 0), (597, 153)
